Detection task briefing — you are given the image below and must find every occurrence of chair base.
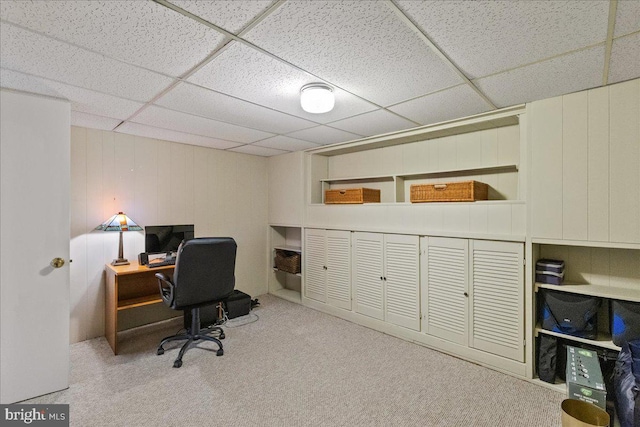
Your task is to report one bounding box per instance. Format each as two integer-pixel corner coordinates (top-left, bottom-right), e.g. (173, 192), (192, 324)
(157, 307), (225, 368)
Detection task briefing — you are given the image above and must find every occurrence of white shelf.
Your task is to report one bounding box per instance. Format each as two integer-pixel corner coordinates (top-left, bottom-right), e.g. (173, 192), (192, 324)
(273, 245), (301, 253)
(535, 326), (621, 351)
(320, 164), (518, 184)
(536, 282), (640, 302)
(533, 238), (640, 250)
(272, 267), (301, 277)
(270, 288), (301, 304)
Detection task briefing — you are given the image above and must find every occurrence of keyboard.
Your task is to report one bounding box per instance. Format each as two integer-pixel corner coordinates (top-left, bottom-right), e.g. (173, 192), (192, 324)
(147, 259), (176, 268)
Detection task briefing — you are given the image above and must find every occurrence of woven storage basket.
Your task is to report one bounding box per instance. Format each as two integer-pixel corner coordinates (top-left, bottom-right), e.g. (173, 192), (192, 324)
(325, 188), (380, 204)
(274, 249), (301, 274)
(410, 180), (488, 203)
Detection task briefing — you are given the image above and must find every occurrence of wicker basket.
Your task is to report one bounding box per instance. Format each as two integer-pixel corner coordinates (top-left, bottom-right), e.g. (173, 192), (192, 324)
(274, 249), (301, 274)
(410, 180), (488, 203)
(325, 188), (381, 204)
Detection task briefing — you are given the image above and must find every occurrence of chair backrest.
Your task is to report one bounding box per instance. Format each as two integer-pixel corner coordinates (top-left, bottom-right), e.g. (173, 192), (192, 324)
(171, 237), (237, 310)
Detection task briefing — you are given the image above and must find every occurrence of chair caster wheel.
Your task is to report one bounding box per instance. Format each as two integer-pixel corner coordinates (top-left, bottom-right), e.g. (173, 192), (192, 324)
(219, 333), (225, 339)
(216, 349), (224, 356)
(173, 360), (182, 368)
(157, 348), (164, 355)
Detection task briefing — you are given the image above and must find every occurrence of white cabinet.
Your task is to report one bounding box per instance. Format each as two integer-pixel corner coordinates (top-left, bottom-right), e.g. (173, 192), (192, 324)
(422, 237), (468, 345)
(353, 232), (420, 331)
(304, 229), (351, 309)
(422, 237), (524, 361)
(470, 239), (524, 362)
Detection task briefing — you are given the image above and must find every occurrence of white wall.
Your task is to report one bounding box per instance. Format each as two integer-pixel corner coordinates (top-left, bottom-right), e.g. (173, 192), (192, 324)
(70, 127), (268, 343)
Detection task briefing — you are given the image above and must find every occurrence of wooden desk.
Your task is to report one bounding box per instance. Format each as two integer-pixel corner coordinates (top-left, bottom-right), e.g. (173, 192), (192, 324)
(105, 261), (174, 355)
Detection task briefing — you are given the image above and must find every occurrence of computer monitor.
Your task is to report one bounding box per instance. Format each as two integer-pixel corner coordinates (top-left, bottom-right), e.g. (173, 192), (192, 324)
(145, 224), (194, 254)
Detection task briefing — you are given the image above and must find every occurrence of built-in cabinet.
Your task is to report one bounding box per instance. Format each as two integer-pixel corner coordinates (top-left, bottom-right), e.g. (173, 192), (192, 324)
(304, 228), (351, 310)
(352, 232), (420, 331)
(265, 77), (640, 388)
(422, 237), (524, 361)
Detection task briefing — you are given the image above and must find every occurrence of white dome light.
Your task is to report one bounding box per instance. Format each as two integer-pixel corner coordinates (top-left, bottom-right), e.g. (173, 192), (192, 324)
(300, 83), (335, 114)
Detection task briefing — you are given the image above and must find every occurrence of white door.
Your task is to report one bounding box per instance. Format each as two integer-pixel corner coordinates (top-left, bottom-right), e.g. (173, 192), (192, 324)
(304, 228), (326, 302)
(352, 232), (384, 320)
(469, 240), (524, 362)
(424, 236), (468, 346)
(326, 230), (351, 310)
(0, 90), (70, 403)
(384, 234), (420, 331)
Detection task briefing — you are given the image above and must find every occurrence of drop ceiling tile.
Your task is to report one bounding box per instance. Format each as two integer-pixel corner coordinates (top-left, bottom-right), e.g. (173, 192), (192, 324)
(614, 1), (640, 37)
(254, 135), (320, 151)
(608, 33), (640, 84)
(389, 85), (493, 126)
(0, 0), (225, 77)
(188, 42), (376, 123)
(474, 46), (605, 108)
(1, 23), (173, 102)
(132, 105), (274, 143)
(1, 69), (144, 120)
(286, 126), (361, 146)
(396, 0), (609, 79)
(169, 0), (277, 34)
(230, 144), (288, 157)
(156, 82), (316, 134)
(243, 0), (461, 105)
(329, 109), (417, 137)
(71, 111), (121, 131)
(116, 122), (241, 150)
(1, 68), (61, 98)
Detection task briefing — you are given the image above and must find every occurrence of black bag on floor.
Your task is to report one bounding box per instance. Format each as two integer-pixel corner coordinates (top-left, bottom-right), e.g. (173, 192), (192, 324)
(538, 335), (558, 383)
(540, 289), (601, 339)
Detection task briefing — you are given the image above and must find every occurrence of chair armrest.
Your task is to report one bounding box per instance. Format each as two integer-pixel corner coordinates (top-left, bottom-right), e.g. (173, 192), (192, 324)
(155, 272), (174, 306)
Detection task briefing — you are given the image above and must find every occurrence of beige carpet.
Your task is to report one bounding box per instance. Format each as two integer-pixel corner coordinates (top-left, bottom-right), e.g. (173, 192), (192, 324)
(27, 294), (564, 426)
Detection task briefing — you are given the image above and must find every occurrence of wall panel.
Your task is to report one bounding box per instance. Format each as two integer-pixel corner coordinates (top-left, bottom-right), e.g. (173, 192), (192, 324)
(70, 127), (268, 343)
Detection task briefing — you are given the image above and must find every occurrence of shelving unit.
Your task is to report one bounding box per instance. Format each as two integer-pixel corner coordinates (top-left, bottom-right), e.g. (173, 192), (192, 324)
(269, 226), (302, 304)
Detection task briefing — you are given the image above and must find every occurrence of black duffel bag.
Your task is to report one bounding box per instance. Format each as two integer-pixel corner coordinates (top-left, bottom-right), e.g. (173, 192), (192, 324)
(540, 289), (601, 339)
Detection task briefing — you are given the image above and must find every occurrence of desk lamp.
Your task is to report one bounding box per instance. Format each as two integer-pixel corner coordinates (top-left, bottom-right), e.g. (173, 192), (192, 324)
(96, 212), (142, 266)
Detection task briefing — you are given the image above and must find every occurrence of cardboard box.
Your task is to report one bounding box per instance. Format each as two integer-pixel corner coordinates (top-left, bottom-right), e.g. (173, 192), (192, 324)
(566, 346), (607, 410)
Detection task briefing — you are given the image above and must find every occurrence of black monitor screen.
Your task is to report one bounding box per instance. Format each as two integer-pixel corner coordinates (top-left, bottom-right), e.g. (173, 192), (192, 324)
(145, 225), (194, 254)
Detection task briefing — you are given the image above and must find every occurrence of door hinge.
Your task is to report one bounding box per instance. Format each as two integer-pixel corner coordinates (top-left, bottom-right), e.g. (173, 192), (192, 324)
(523, 339), (526, 347)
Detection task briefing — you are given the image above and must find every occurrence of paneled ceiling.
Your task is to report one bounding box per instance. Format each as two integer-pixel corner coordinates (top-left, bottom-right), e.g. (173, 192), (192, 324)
(1, 0), (639, 157)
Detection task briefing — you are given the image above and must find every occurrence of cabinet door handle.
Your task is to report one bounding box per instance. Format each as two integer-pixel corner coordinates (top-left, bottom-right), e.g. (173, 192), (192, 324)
(434, 184), (447, 190)
(464, 292), (469, 297)
(323, 266), (327, 270)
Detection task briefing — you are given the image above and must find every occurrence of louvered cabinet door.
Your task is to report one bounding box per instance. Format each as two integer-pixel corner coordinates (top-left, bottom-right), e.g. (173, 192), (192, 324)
(425, 237), (468, 346)
(326, 230), (352, 310)
(353, 232), (384, 320)
(470, 240), (524, 362)
(304, 228), (326, 303)
(384, 234), (420, 331)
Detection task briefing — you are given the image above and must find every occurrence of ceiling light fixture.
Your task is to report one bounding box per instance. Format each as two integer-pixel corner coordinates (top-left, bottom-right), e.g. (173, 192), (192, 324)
(300, 83), (335, 114)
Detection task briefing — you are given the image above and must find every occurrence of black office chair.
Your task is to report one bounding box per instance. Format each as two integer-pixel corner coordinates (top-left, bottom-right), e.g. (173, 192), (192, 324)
(155, 237), (237, 368)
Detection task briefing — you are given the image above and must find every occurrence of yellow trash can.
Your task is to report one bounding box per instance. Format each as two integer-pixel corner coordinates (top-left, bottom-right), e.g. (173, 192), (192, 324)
(561, 399), (610, 427)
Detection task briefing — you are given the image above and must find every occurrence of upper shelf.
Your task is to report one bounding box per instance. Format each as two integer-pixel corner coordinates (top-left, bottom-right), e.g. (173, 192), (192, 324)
(320, 163), (519, 184)
(536, 282), (640, 302)
(307, 105), (525, 156)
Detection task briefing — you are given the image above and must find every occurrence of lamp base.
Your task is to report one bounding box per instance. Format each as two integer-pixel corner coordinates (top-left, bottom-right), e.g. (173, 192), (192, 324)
(111, 258), (130, 266)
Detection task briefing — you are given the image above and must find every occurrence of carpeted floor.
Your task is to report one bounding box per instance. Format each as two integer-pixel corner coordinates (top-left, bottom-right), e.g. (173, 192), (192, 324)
(27, 294), (564, 426)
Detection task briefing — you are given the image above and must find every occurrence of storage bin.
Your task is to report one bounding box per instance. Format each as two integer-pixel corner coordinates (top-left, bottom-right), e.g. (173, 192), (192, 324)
(410, 180), (488, 203)
(536, 258), (565, 285)
(324, 188), (380, 204)
(611, 300), (640, 347)
(274, 249), (301, 274)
